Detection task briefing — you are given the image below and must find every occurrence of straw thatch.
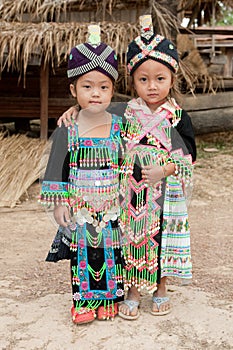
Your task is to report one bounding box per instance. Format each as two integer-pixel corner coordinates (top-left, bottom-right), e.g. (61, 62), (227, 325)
(0, 0), (229, 92)
(0, 0), (129, 22)
(177, 33), (222, 94)
(0, 0), (151, 22)
(1, 0), (232, 22)
(0, 12), (202, 94)
(1, 0), (232, 26)
(0, 132), (47, 208)
(0, 20), (138, 76)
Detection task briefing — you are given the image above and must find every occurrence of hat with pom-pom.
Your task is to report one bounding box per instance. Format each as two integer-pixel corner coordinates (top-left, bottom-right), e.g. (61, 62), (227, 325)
(127, 15), (179, 75)
(67, 25), (118, 82)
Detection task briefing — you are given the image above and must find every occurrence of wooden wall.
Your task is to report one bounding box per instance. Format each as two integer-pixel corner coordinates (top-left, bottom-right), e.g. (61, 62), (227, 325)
(0, 64), (73, 121)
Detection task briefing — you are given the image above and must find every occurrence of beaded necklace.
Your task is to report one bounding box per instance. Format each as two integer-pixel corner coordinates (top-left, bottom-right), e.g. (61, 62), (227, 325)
(88, 263), (106, 282)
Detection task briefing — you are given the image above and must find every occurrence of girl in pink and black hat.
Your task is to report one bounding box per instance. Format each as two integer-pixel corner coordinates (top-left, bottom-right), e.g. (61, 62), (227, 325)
(118, 15), (196, 319)
(40, 25), (124, 324)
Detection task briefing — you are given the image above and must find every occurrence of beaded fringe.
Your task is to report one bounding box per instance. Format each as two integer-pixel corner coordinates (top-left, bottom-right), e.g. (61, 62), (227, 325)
(123, 267), (158, 293)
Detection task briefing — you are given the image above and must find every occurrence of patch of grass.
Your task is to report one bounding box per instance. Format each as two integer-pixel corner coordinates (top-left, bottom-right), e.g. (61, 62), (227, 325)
(196, 131), (233, 159)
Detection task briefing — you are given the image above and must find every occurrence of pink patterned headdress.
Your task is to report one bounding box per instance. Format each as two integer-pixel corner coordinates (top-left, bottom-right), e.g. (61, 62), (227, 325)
(127, 15), (179, 75)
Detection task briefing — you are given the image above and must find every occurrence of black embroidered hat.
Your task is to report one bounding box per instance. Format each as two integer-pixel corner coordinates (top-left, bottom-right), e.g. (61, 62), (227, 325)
(127, 15), (179, 75)
(67, 25), (118, 82)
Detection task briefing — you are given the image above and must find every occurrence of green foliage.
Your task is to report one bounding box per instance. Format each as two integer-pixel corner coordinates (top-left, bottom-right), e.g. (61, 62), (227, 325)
(215, 2), (233, 25)
(196, 132), (233, 159)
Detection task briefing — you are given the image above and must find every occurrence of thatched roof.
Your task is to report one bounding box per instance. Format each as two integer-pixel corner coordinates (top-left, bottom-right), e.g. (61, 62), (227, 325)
(0, 0), (181, 72)
(0, 0), (181, 84)
(1, 0), (232, 25)
(0, 0), (147, 22)
(1, 0), (230, 93)
(0, 20), (138, 74)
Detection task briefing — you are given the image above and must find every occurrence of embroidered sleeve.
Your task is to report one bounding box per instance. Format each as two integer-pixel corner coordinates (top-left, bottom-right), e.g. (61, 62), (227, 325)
(39, 181), (69, 206)
(39, 125), (70, 207)
(175, 109), (196, 162)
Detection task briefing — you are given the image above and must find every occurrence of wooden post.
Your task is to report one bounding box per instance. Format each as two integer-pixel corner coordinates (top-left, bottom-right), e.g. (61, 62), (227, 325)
(211, 0), (216, 57)
(40, 59), (49, 139)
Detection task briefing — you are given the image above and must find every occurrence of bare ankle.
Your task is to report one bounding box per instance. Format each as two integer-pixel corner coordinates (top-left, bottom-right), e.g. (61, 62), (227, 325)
(127, 286), (140, 301)
(154, 277), (167, 296)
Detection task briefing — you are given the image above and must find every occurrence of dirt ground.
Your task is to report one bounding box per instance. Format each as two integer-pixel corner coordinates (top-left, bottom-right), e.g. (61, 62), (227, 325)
(0, 132), (233, 350)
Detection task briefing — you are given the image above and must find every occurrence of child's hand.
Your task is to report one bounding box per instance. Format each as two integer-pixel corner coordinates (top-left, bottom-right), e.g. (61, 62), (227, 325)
(141, 165), (164, 186)
(53, 205), (71, 226)
(57, 106), (79, 127)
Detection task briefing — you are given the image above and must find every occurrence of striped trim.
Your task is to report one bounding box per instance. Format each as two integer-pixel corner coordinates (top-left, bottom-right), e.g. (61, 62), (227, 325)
(67, 44), (118, 81)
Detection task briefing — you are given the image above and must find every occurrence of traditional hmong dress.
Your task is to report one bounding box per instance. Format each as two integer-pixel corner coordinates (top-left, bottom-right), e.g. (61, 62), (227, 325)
(40, 114), (124, 313)
(120, 97), (196, 293)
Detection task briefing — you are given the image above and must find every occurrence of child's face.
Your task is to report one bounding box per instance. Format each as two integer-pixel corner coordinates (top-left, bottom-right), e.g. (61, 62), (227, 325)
(133, 59), (173, 112)
(70, 70), (114, 111)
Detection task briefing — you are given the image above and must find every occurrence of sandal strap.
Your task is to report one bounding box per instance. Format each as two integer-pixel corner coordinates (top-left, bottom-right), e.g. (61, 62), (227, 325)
(123, 299), (140, 312)
(152, 296), (169, 309)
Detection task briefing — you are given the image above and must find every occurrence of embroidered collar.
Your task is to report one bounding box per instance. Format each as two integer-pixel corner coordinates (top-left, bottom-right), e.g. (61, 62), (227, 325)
(125, 98), (182, 151)
(128, 97), (180, 115)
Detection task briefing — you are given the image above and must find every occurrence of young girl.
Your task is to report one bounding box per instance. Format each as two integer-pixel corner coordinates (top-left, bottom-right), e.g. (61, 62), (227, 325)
(118, 15), (196, 319)
(40, 25), (124, 324)
(58, 15), (196, 320)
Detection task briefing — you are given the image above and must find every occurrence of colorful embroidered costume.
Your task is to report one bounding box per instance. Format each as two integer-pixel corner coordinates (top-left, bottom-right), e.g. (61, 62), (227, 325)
(120, 97), (196, 292)
(39, 24), (126, 322)
(40, 115), (124, 315)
